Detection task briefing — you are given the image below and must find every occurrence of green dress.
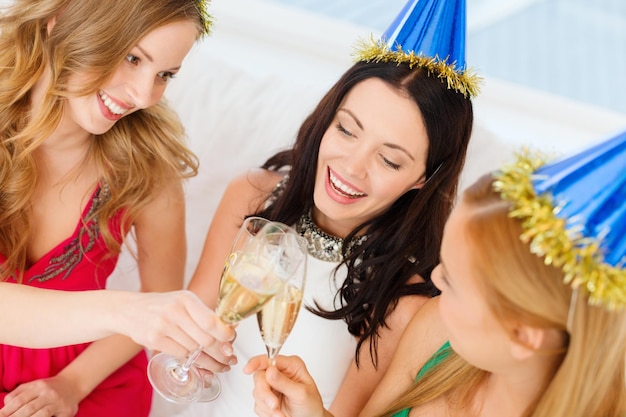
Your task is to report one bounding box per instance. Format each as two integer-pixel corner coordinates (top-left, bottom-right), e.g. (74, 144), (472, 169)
(389, 341), (452, 417)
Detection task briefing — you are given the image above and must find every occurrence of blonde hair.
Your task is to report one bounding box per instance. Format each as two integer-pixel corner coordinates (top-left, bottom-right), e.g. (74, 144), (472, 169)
(378, 174), (626, 417)
(0, 0), (203, 280)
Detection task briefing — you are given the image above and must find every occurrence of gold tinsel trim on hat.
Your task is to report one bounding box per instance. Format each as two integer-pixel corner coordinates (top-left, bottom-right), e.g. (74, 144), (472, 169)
(354, 37), (482, 98)
(493, 151), (626, 310)
(197, 0), (214, 36)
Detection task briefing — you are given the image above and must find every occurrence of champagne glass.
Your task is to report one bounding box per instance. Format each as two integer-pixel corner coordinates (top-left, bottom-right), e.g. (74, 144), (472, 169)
(195, 218), (305, 401)
(257, 231), (307, 365)
(147, 218), (297, 403)
(195, 217), (297, 401)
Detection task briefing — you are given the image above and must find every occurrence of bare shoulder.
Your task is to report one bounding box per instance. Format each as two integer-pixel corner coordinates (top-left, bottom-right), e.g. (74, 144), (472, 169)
(358, 298), (446, 417)
(383, 272), (436, 338)
(209, 167), (285, 241)
(382, 297), (447, 392)
(383, 294), (446, 374)
(221, 168), (284, 214)
(136, 177), (184, 225)
(403, 297), (447, 364)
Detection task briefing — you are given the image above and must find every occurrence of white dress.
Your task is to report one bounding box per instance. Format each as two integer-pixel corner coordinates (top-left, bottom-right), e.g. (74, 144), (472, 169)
(161, 254), (357, 417)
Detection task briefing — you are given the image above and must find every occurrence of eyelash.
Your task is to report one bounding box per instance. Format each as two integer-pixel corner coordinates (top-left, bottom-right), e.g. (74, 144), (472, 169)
(157, 71), (175, 82)
(335, 122), (402, 170)
(336, 122), (353, 137)
(382, 157), (401, 170)
(125, 54), (140, 65)
(125, 54), (176, 82)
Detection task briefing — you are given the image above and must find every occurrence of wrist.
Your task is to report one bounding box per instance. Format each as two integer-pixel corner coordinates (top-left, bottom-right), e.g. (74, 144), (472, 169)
(54, 370), (91, 403)
(96, 289), (137, 338)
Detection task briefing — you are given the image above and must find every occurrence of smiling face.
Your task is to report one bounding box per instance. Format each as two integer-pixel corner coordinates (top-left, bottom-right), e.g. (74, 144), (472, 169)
(62, 19), (197, 136)
(431, 199), (515, 372)
(312, 78), (429, 237)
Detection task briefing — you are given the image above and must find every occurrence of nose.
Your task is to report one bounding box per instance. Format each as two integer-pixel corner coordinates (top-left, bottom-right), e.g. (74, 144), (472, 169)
(129, 73), (161, 109)
(341, 144), (371, 180)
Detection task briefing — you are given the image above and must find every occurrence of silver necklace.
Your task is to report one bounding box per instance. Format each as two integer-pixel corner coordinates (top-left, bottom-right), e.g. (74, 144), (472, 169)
(296, 210), (366, 263)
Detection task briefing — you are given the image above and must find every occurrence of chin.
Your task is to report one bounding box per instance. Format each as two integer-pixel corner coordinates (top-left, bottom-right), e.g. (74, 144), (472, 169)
(86, 121), (118, 136)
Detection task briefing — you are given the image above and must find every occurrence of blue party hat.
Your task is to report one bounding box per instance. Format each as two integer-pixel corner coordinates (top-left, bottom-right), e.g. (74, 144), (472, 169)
(494, 130), (626, 310)
(355, 0), (480, 98)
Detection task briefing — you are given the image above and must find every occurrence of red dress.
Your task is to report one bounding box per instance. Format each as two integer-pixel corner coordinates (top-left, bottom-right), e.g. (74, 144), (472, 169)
(0, 186), (152, 416)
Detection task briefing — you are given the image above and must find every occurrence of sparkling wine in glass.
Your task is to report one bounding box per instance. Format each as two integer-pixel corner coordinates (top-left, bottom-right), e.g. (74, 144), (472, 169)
(147, 218), (294, 403)
(215, 249), (284, 324)
(257, 231), (307, 365)
(148, 223), (276, 403)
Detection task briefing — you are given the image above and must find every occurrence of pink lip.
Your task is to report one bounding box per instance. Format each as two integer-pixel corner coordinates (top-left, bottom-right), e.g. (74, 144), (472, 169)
(97, 92), (131, 122)
(324, 167), (366, 204)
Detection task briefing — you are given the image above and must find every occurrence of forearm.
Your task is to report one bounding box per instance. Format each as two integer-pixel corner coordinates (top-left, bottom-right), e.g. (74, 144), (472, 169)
(57, 334), (143, 401)
(330, 362), (377, 417)
(0, 284), (131, 347)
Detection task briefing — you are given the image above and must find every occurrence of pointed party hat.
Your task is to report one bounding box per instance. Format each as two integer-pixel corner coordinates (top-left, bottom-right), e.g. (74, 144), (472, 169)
(355, 0), (480, 98)
(494, 129), (626, 310)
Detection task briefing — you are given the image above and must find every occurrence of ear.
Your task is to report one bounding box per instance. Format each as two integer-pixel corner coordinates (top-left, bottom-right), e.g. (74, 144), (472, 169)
(410, 176), (427, 191)
(47, 16), (57, 35)
(510, 325), (545, 361)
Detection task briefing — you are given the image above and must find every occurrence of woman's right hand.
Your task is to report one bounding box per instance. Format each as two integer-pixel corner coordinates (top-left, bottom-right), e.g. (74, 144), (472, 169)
(120, 290), (237, 372)
(244, 355), (330, 417)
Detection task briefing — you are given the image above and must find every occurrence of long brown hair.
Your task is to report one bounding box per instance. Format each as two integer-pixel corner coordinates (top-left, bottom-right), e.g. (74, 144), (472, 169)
(256, 61), (474, 366)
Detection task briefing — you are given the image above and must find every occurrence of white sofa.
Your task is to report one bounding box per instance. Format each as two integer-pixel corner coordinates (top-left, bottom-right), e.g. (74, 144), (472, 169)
(104, 0), (626, 415)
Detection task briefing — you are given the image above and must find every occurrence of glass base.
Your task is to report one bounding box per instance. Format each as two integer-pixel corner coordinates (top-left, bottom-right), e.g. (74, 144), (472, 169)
(147, 353), (203, 404)
(198, 373), (222, 402)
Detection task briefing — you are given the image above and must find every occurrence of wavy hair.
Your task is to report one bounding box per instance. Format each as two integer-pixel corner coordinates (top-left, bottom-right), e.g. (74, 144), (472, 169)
(0, 0), (202, 280)
(378, 174), (626, 417)
(256, 61), (474, 366)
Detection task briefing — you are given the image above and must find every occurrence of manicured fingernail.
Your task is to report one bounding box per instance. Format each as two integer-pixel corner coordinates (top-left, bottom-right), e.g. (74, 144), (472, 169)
(222, 344), (233, 356)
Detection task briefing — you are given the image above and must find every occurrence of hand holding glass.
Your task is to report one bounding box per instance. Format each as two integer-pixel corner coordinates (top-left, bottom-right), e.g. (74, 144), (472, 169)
(147, 217), (303, 403)
(148, 219), (278, 403)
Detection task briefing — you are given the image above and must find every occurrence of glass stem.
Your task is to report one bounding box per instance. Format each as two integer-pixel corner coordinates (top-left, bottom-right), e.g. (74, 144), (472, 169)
(267, 346), (281, 367)
(173, 347), (203, 381)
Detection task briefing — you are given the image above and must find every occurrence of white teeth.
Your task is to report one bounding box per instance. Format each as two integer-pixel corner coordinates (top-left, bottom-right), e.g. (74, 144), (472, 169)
(99, 91), (126, 115)
(329, 171), (366, 197)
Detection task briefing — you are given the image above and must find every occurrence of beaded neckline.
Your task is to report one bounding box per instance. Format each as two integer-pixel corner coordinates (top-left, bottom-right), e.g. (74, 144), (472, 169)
(296, 210), (366, 263)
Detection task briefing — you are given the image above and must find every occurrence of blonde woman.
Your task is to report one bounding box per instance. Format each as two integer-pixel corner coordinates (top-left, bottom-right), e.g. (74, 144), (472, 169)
(0, 1), (234, 416)
(248, 133), (626, 417)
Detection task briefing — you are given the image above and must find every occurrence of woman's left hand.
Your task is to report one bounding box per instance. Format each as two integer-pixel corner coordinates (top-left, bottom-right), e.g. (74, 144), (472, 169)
(0, 376), (80, 417)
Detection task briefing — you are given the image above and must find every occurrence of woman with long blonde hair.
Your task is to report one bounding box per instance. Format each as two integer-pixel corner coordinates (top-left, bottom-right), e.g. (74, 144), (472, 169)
(247, 132), (626, 417)
(0, 1), (234, 416)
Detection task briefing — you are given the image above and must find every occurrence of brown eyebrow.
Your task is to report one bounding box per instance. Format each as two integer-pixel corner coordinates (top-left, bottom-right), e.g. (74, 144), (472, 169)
(136, 45), (153, 62)
(337, 108), (363, 130)
(337, 108), (415, 161)
(135, 45), (182, 72)
(384, 142), (415, 161)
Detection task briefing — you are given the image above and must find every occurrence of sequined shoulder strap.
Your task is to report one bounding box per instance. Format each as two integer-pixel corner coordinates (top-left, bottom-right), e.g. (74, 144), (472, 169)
(263, 174), (289, 209)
